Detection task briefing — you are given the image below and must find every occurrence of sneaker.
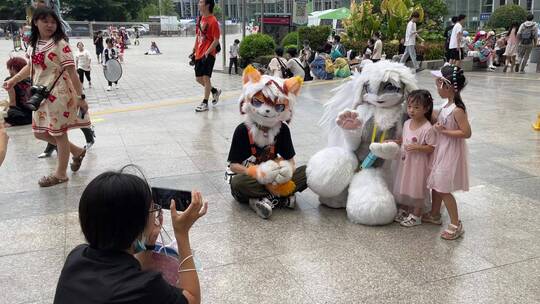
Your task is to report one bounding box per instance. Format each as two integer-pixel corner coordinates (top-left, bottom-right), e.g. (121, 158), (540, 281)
(519, 70), (525, 74)
(249, 197), (273, 219)
(394, 209), (408, 223)
(503, 65), (508, 73)
(415, 67), (424, 73)
(281, 195), (296, 209)
(106, 86), (112, 91)
(115, 83), (119, 89)
(195, 102), (209, 112)
(211, 88), (222, 105)
(38, 145), (57, 158)
(400, 214), (422, 227)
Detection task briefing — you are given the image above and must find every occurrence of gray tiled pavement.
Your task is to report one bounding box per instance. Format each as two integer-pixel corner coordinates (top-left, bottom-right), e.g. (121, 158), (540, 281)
(1, 38), (540, 303)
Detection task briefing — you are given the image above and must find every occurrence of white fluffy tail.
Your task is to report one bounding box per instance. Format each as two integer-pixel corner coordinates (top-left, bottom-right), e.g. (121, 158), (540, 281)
(306, 147), (358, 198)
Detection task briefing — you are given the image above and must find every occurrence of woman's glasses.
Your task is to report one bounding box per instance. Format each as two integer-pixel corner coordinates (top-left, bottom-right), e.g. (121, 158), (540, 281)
(149, 203), (162, 218)
(251, 98), (286, 113)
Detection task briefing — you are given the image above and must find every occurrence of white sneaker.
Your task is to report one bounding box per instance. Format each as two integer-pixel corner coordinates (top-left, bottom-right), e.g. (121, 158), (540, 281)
(106, 86), (112, 91)
(212, 88), (222, 105)
(114, 83), (119, 89)
(394, 209), (408, 223)
(249, 197), (273, 219)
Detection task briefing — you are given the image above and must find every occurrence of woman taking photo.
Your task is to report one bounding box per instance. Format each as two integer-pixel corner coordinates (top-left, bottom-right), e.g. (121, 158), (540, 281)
(53, 168), (207, 304)
(3, 8), (90, 187)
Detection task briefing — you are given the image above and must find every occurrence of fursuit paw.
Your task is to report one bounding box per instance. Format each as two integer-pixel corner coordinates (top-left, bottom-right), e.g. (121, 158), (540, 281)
(336, 109), (363, 130)
(246, 160), (280, 184)
(274, 160), (293, 184)
(369, 142), (400, 160)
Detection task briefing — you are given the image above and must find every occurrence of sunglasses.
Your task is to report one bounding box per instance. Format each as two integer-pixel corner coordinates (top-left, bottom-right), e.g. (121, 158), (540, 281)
(251, 98), (286, 113)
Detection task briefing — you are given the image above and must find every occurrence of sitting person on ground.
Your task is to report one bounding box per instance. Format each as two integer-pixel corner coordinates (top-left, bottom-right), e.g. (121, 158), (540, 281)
(268, 47), (288, 78)
(348, 50), (360, 72)
(53, 166), (207, 304)
(0, 101), (8, 167)
(471, 31), (496, 71)
(333, 57), (351, 78)
(3, 57), (32, 127)
(330, 35), (346, 59)
(310, 48), (334, 80)
(145, 41), (162, 55)
(286, 47), (305, 79)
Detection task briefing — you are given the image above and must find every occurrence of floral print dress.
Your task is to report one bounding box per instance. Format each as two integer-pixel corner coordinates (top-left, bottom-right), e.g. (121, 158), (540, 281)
(28, 39), (91, 136)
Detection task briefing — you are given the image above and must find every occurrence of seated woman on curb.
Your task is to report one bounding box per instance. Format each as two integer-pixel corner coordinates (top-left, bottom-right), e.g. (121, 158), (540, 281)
(53, 166), (208, 304)
(4, 57), (33, 127)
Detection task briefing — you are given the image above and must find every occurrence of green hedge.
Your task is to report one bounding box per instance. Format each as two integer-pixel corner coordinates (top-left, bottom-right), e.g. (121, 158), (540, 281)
(239, 33), (276, 67)
(281, 31), (299, 47)
(422, 41), (446, 60)
(284, 44), (298, 54)
(298, 25), (332, 52)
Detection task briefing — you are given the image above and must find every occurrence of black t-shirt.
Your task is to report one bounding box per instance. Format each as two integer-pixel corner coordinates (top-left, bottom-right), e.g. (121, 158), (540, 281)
(4, 76), (32, 113)
(227, 122), (295, 165)
(54, 244), (188, 304)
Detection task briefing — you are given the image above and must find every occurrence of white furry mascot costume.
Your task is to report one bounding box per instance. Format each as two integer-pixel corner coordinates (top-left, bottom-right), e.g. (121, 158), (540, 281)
(227, 66), (307, 219)
(306, 61), (418, 225)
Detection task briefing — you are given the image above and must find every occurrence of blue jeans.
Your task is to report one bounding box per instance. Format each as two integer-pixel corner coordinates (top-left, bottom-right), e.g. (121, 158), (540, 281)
(400, 45), (419, 69)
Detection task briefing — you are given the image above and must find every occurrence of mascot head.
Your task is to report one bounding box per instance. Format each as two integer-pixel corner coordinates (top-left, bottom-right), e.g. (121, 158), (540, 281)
(240, 65), (303, 128)
(354, 61), (417, 109)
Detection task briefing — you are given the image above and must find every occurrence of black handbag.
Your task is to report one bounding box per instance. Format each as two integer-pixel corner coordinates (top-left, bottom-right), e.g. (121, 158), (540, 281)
(277, 58), (293, 78)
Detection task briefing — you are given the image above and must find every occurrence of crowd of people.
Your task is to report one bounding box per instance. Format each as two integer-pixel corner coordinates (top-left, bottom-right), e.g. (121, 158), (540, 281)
(444, 13), (539, 73)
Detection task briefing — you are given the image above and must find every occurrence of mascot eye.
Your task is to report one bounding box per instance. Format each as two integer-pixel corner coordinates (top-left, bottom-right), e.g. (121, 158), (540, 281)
(274, 104), (286, 112)
(251, 99), (263, 108)
(382, 83), (401, 93)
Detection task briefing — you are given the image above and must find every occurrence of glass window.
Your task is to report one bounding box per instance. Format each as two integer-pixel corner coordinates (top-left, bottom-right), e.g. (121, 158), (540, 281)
(527, 0), (532, 9)
(500, 0), (505, 5)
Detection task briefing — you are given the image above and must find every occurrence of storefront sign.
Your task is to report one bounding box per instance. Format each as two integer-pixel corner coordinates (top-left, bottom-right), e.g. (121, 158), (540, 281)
(262, 16), (291, 25)
(293, 0), (308, 25)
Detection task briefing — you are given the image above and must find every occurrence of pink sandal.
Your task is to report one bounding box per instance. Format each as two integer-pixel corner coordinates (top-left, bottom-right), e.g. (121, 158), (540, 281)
(441, 221), (464, 240)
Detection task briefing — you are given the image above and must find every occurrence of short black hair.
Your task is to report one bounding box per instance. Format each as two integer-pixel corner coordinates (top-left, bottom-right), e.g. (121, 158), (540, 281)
(30, 8), (67, 48)
(275, 47), (284, 57)
(526, 13), (534, 21)
(374, 31), (381, 38)
(106, 38), (113, 45)
(287, 47), (298, 57)
(205, 0), (215, 13)
(411, 11), (420, 19)
(79, 168), (152, 251)
(451, 16), (458, 23)
(457, 14), (466, 21)
(234, 39), (240, 44)
(334, 35), (341, 42)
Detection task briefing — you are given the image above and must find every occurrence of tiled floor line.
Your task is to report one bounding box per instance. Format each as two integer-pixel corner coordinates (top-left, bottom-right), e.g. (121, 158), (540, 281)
(425, 256), (540, 285)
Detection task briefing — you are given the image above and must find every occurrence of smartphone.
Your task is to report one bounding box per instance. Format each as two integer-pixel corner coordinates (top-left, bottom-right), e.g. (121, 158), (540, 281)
(151, 187), (191, 211)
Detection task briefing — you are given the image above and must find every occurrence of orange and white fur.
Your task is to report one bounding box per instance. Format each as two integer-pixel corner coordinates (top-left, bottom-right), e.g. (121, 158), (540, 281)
(240, 65), (303, 196)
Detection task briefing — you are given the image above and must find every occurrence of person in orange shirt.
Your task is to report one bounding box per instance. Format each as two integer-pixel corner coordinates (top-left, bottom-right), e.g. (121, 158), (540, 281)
(193, 0), (222, 112)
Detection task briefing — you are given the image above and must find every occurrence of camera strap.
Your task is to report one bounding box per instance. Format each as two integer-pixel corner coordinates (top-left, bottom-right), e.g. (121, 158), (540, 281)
(30, 44), (65, 93)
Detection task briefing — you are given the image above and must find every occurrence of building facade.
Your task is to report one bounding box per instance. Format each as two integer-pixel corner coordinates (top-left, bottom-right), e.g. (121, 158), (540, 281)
(444, 0), (540, 29)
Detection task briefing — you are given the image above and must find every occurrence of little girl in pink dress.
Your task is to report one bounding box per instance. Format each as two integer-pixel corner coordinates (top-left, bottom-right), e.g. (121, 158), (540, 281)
(426, 65), (471, 240)
(393, 90), (436, 227)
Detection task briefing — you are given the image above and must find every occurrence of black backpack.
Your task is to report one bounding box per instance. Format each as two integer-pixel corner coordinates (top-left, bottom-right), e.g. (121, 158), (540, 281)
(197, 16), (221, 53)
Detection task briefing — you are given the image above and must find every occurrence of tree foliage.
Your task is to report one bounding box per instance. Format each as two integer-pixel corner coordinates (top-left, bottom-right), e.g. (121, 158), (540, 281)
(137, 0), (177, 21)
(239, 33), (276, 65)
(488, 4), (527, 29)
(0, 0), (27, 20)
(298, 25), (331, 51)
(414, 0), (447, 22)
(281, 31), (299, 47)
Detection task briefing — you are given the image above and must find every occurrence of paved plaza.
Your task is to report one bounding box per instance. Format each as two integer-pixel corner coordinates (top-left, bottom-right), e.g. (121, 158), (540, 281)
(0, 37), (539, 303)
